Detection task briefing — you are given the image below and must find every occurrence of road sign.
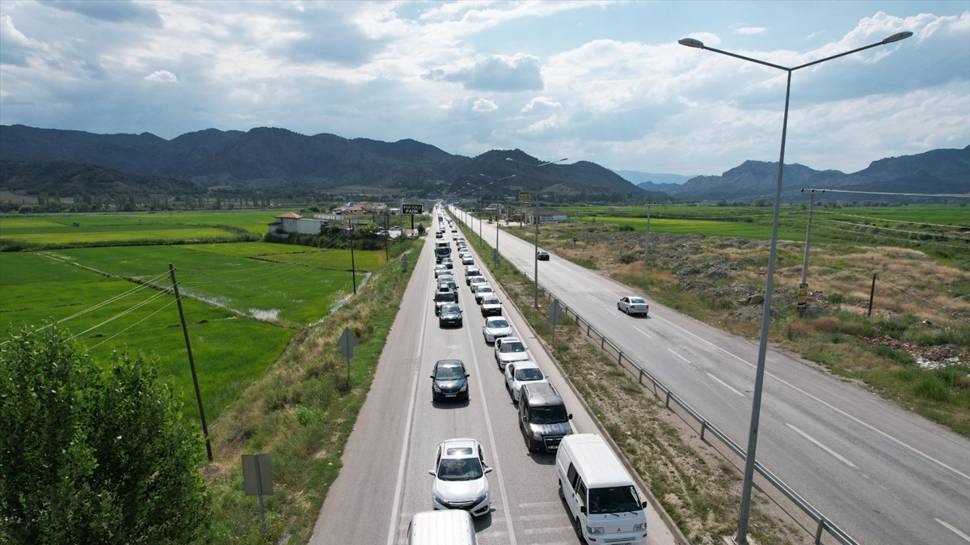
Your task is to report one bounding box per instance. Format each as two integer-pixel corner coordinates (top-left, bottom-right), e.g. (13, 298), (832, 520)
(518, 191), (534, 204)
(242, 452), (273, 534)
(402, 203), (423, 214)
(338, 328), (358, 360)
(401, 254), (410, 272)
(242, 453), (273, 496)
(548, 299), (562, 325)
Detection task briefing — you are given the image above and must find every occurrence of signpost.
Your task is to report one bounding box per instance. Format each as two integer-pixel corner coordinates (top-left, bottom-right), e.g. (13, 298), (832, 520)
(402, 203), (423, 231)
(518, 191), (534, 204)
(242, 453), (273, 533)
(338, 327), (359, 387)
(548, 299), (562, 345)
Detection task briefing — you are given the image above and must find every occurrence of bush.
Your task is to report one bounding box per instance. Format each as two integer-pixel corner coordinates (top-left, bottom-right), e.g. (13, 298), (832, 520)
(417, 223), (426, 235)
(828, 292), (845, 305)
(0, 328), (210, 545)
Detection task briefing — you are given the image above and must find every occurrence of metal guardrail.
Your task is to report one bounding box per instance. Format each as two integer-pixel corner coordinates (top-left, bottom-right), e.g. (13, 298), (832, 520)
(543, 291), (862, 545)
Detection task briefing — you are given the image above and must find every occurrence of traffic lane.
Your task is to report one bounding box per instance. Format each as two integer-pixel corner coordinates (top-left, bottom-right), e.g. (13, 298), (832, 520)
(464, 209), (970, 476)
(454, 209), (970, 545)
(310, 235), (433, 545)
(455, 211), (678, 545)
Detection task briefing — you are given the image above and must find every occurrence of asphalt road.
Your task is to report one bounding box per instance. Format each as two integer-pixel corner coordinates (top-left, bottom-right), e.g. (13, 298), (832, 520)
(450, 208), (970, 545)
(310, 210), (677, 545)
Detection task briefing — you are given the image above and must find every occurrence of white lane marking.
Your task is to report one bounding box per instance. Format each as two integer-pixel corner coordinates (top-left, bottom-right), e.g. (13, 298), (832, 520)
(706, 372), (745, 397)
(636, 327), (654, 339)
(384, 242), (433, 545)
(785, 423), (857, 469)
(462, 308), (519, 545)
(523, 527), (574, 535)
(667, 347), (690, 363)
(518, 500), (561, 509)
(936, 519), (970, 542)
(517, 513), (564, 522)
(648, 314), (970, 482)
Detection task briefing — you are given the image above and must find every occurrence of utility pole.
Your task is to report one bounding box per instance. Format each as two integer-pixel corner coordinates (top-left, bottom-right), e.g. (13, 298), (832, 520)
(384, 212), (389, 262)
(494, 204), (500, 266)
(168, 263), (213, 462)
(644, 202), (652, 266)
(534, 216), (540, 308)
(867, 273), (877, 317)
(348, 219), (358, 295)
(798, 188), (820, 316)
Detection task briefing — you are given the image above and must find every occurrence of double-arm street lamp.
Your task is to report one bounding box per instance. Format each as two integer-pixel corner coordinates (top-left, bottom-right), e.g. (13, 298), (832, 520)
(679, 30), (912, 545)
(478, 173), (517, 264)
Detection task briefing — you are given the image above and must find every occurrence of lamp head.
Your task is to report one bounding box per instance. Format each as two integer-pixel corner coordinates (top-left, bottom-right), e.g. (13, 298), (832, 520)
(678, 37), (705, 48)
(882, 31), (913, 44)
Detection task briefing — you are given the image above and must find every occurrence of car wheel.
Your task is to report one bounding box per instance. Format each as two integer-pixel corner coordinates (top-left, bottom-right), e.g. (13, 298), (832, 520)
(574, 517), (587, 544)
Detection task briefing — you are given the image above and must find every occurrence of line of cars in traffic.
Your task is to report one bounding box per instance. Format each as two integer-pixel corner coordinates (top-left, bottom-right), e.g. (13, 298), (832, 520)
(409, 209), (649, 545)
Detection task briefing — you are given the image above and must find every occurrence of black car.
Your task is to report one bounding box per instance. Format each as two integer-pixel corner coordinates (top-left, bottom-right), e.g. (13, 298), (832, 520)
(438, 303), (463, 328)
(536, 249), (550, 261)
(431, 359), (469, 402)
(433, 289), (458, 315)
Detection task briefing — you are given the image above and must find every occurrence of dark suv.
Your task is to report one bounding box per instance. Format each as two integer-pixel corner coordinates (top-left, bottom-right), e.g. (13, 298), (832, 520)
(433, 289), (459, 315)
(430, 359), (469, 402)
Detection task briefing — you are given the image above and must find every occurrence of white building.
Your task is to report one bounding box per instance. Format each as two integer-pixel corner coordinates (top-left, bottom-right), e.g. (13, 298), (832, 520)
(524, 207), (568, 224)
(267, 212), (328, 236)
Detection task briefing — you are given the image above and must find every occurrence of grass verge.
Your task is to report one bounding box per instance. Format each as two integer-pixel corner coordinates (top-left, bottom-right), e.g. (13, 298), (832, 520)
(454, 216), (806, 545)
(204, 236), (424, 545)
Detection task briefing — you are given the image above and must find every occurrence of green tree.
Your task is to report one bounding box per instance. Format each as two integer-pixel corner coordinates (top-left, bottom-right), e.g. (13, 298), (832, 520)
(417, 222), (426, 235)
(0, 328), (210, 545)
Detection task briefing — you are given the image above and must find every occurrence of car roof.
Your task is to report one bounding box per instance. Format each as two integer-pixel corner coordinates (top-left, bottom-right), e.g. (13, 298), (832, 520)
(485, 316), (508, 325)
(510, 360), (539, 371)
(520, 382), (562, 406)
(440, 438), (480, 459)
(435, 359), (465, 369)
(498, 336), (522, 344)
(560, 434), (632, 488)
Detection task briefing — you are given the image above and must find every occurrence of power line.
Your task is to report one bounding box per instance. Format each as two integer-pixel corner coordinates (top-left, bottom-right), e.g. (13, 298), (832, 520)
(812, 210), (970, 231)
(65, 290), (170, 344)
(803, 188), (970, 199)
(86, 299), (178, 351)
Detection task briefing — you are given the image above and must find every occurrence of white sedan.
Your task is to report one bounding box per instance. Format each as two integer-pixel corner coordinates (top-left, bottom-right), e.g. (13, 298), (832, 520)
(617, 295), (650, 316)
(429, 438), (492, 517)
(482, 316), (511, 343)
(494, 337), (530, 370)
(504, 360), (547, 403)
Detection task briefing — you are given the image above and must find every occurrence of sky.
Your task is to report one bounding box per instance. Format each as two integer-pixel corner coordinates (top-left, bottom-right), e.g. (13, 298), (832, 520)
(1, 1), (968, 176)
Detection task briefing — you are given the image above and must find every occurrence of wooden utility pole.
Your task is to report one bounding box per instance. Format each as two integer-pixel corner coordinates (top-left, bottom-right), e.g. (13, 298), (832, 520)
(348, 220), (358, 295)
(867, 273), (877, 317)
(168, 264), (213, 462)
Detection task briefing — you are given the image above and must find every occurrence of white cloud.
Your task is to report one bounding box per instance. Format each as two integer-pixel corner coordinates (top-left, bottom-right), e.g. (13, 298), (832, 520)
(144, 70), (177, 82)
(519, 114), (560, 135)
(521, 96), (562, 113)
(472, 98), (498, 112)
(735, 26), (766, 35)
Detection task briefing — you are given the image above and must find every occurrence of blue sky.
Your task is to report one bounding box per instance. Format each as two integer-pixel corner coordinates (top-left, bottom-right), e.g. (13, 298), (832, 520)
(1, 1), (967, 175)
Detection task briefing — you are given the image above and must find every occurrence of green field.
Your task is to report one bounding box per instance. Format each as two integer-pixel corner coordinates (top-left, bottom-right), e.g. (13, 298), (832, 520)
(557, 204), (970, 265)
(0, 252), (294, 422)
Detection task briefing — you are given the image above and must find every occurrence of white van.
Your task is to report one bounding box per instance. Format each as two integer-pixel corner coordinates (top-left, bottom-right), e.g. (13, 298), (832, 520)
(555, 434), (647, 544)
(407, 510), (477, 545)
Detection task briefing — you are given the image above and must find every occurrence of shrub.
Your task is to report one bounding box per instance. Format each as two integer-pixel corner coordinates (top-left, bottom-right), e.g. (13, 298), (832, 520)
(0, 327), (210, 545)
(911, 373), (950, 402)
(828, 292), (845, 305)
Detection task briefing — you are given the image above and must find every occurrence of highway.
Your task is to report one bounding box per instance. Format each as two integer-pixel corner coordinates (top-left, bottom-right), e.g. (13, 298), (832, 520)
(451, 207), (970, 545)
(310, 210), (677, 545)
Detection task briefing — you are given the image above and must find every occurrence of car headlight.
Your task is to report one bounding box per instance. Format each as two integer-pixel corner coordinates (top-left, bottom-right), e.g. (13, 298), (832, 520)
(586, 526), (604, 535)
(432, 383), (441, 392)
(432, 491), (445, 503)
(473, 491), (488, 505)
(459, 382), (467, 392)
(633, 522), (647, 532)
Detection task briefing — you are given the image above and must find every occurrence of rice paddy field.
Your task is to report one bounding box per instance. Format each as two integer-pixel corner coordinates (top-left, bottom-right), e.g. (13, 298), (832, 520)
(0, 209), (405, 422)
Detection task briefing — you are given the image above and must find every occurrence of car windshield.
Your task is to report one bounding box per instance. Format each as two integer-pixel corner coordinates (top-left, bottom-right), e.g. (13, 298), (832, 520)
(529, 405), (568, 424)
(483, 296), (499, 304)
(630, 298), (646, 304)
(435, 292), (456, 302)
(500, 341), (525, 353)
(437, 458), (483, 481)
(588, 486), (641, 515)
(441, 304), (460, 314)
(435, 365), (464, 380)
(488, 319), (509, 328)
(479, 287), (493, 293)
(515, 368), (543, 381)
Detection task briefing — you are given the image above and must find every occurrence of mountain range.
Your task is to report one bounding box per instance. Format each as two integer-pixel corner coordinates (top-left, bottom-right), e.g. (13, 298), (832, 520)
(0, 125), (645, 199)
(1, 124), (967, 202)
(614, 169), (695, 185)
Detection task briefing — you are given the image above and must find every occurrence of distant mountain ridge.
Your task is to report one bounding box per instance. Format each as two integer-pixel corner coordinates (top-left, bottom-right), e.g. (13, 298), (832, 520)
(0, 125), (645, 198)
(662, 146), (970, 201)
(614, 169), (695, 185)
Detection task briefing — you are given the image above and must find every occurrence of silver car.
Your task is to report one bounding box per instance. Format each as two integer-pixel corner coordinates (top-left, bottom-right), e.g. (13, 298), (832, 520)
(617, 295), (650, 316)
(494, 337), (529, 370)
(482, 316), (511, 343)
(429, 438), (492, 517)
(504, 360), (547, 403)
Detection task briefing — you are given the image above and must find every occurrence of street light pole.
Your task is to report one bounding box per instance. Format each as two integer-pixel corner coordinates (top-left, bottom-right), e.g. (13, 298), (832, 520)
(679, 30), (912, 545)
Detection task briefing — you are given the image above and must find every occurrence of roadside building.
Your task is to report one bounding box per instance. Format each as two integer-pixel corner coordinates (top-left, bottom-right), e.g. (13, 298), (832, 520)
(267, 212), (328, 236)
(524, 207), (568, 224)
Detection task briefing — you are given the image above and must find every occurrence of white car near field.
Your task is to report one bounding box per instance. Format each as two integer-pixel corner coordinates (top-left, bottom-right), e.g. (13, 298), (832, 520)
(429, 438), (492, 517)
(504, 360), (546, 403)
(617, 296), (650, 316)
